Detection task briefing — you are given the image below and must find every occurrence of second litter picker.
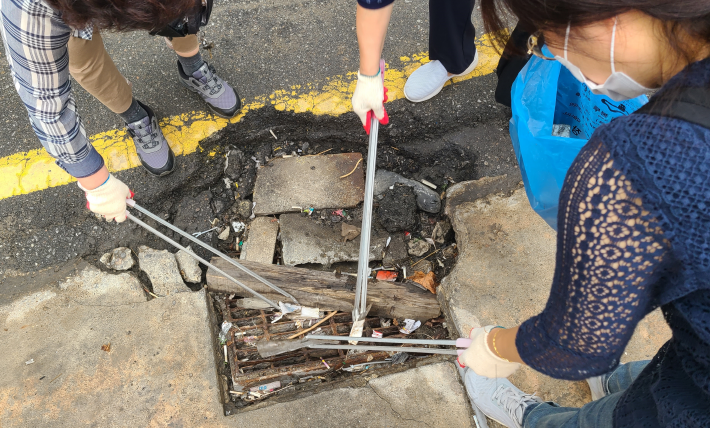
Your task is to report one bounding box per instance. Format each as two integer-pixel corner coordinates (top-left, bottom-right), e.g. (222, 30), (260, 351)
(351, 59), (387, 340)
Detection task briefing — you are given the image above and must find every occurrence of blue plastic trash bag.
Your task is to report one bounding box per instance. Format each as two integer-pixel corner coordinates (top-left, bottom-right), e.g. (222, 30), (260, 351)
(509, 54), (648, 230)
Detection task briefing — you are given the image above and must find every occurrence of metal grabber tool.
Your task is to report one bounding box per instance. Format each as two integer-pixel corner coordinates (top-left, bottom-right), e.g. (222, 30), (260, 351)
(124, 199), (299, 308)
(351, 59), (386, 342)
(257, 334), (473, 358)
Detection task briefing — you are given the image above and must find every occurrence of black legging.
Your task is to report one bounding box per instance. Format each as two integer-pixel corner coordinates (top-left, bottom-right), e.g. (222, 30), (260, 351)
(428, 0), (477, 75)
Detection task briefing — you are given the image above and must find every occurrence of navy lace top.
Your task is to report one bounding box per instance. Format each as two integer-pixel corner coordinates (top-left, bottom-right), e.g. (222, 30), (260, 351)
(516, 57), (710, 427)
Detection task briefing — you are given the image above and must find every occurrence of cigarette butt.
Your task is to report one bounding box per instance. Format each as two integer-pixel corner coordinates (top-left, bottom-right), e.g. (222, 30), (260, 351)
(420, 179), (437, 190)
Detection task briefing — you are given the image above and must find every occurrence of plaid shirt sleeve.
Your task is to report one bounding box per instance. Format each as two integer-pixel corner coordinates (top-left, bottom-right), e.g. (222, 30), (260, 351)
(0, 0), (104, 178)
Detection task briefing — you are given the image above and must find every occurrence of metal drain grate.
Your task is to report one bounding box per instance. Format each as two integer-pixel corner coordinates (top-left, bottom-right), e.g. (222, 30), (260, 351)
(218, 295), (403, 392)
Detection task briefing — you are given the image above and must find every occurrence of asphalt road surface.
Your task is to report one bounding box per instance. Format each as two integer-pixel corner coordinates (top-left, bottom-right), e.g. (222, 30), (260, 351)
(0, 0), (521, 302)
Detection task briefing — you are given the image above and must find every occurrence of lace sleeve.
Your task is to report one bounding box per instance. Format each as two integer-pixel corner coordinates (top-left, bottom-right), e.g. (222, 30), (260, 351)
(516, 138), (670, 380)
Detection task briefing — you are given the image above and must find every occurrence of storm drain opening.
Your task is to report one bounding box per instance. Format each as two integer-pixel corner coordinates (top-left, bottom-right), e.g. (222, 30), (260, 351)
(212, 293), (451, 415)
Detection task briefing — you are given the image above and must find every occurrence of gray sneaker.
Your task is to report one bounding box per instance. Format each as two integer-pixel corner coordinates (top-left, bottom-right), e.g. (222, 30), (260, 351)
(125, 102), (175, 176)
(178, 61), (242, 118)
(463, 368), (542, 428)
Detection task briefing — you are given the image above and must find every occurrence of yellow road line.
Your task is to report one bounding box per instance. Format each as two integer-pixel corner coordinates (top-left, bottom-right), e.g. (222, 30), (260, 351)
(0, 33), (500, 200)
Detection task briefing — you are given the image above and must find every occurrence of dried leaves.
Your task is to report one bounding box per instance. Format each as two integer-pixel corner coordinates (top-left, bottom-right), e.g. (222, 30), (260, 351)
(407, 271), (439, 294)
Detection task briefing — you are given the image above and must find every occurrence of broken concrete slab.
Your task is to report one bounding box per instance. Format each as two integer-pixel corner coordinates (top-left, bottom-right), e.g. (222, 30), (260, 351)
(369, 362), (474, 427)
(138, 246), (191, 296)
(444, 174), (512, 217)
(438, 183), (672, 415)
(252, 153), (365, 215)
(58, 265), (146, 305)
(230, 361), (473, 427)
(0, 288), (222, 428)
(99, 247), (134, 271)
(241, 217), (279, 264)
(176, 247), (202, 283)
(279, 214), (388, 267)
(383, 234), (408, 267)
(1, 290), (57, 324)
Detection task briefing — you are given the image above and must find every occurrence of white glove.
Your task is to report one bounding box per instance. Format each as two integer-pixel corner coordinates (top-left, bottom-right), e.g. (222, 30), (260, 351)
(352, 70), (389, 134)
(458, 325), (521, 378)
(79, 175), (132, 223)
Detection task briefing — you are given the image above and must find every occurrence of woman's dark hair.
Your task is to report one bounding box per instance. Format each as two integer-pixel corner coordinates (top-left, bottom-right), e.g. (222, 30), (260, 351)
(481, 0), (710, 60)
(46, 0), (198, 32)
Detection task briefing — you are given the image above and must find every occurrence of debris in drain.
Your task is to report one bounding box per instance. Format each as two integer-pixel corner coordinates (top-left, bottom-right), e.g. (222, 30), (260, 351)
(218, 227), (230, 240)
(300, 307), (320, 318)
(192, 226), (219, 238)
(232, 221), (246, 234)
(214, 295), (449, 407)
(408, 239), (430, 257)
(250, 380), (281, 392)
(407, 271), (439, 294)
(219, 321), (233, 343)
(287, 311), (338, 339)
(432, 221), (452, 245)
(399, 319), (421, 335)
(100, 247), (134, 271)
(377, 184), (418, 233)
(389, 352), (410, 364)
(374, 170), (441, 213)
(342, 361), (391, 372)
(420, 179), (437, 190)
(375, 271), (397, 282)
(341, 223), (360, 242)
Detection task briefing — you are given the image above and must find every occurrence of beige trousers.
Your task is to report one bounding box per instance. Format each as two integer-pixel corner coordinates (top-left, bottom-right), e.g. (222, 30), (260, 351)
(67, 31), (199, 114)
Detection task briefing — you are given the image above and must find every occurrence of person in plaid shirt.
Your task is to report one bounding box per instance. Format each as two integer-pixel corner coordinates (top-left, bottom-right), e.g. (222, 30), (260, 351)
(0, 0), (241, 222)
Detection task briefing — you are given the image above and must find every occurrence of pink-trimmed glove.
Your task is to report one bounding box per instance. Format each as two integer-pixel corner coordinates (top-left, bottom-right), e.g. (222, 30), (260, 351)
(352, 59), (390, 135)
(457, 325), (521, 378)
(79, 175), (133, 223)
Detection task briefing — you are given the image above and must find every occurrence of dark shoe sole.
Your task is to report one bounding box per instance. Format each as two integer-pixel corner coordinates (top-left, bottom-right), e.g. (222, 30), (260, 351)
(139, 146), (176, 177)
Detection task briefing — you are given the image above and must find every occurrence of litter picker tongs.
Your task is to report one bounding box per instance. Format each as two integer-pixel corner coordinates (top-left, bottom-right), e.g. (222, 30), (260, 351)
(125, 199), (298, 308)
(351, 59), (386, 340)
(305, 334), (472, 356)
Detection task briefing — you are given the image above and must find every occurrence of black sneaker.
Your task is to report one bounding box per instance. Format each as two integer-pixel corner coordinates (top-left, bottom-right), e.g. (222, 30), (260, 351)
(125, 101), (175, 176)
(177, 61), (242, 118)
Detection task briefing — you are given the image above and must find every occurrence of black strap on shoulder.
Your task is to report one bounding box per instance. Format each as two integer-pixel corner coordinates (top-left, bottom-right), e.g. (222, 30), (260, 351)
(635, 86), (710, 129)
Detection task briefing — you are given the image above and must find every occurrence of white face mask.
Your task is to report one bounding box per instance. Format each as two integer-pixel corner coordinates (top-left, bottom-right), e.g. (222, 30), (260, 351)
(554, 19), (656, 101)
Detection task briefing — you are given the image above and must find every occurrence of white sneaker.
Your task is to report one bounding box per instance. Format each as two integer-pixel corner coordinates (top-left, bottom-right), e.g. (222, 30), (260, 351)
(403, 51), (480, 102)
(463, 368), (542, 428)
(586, 375), (608, 401)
